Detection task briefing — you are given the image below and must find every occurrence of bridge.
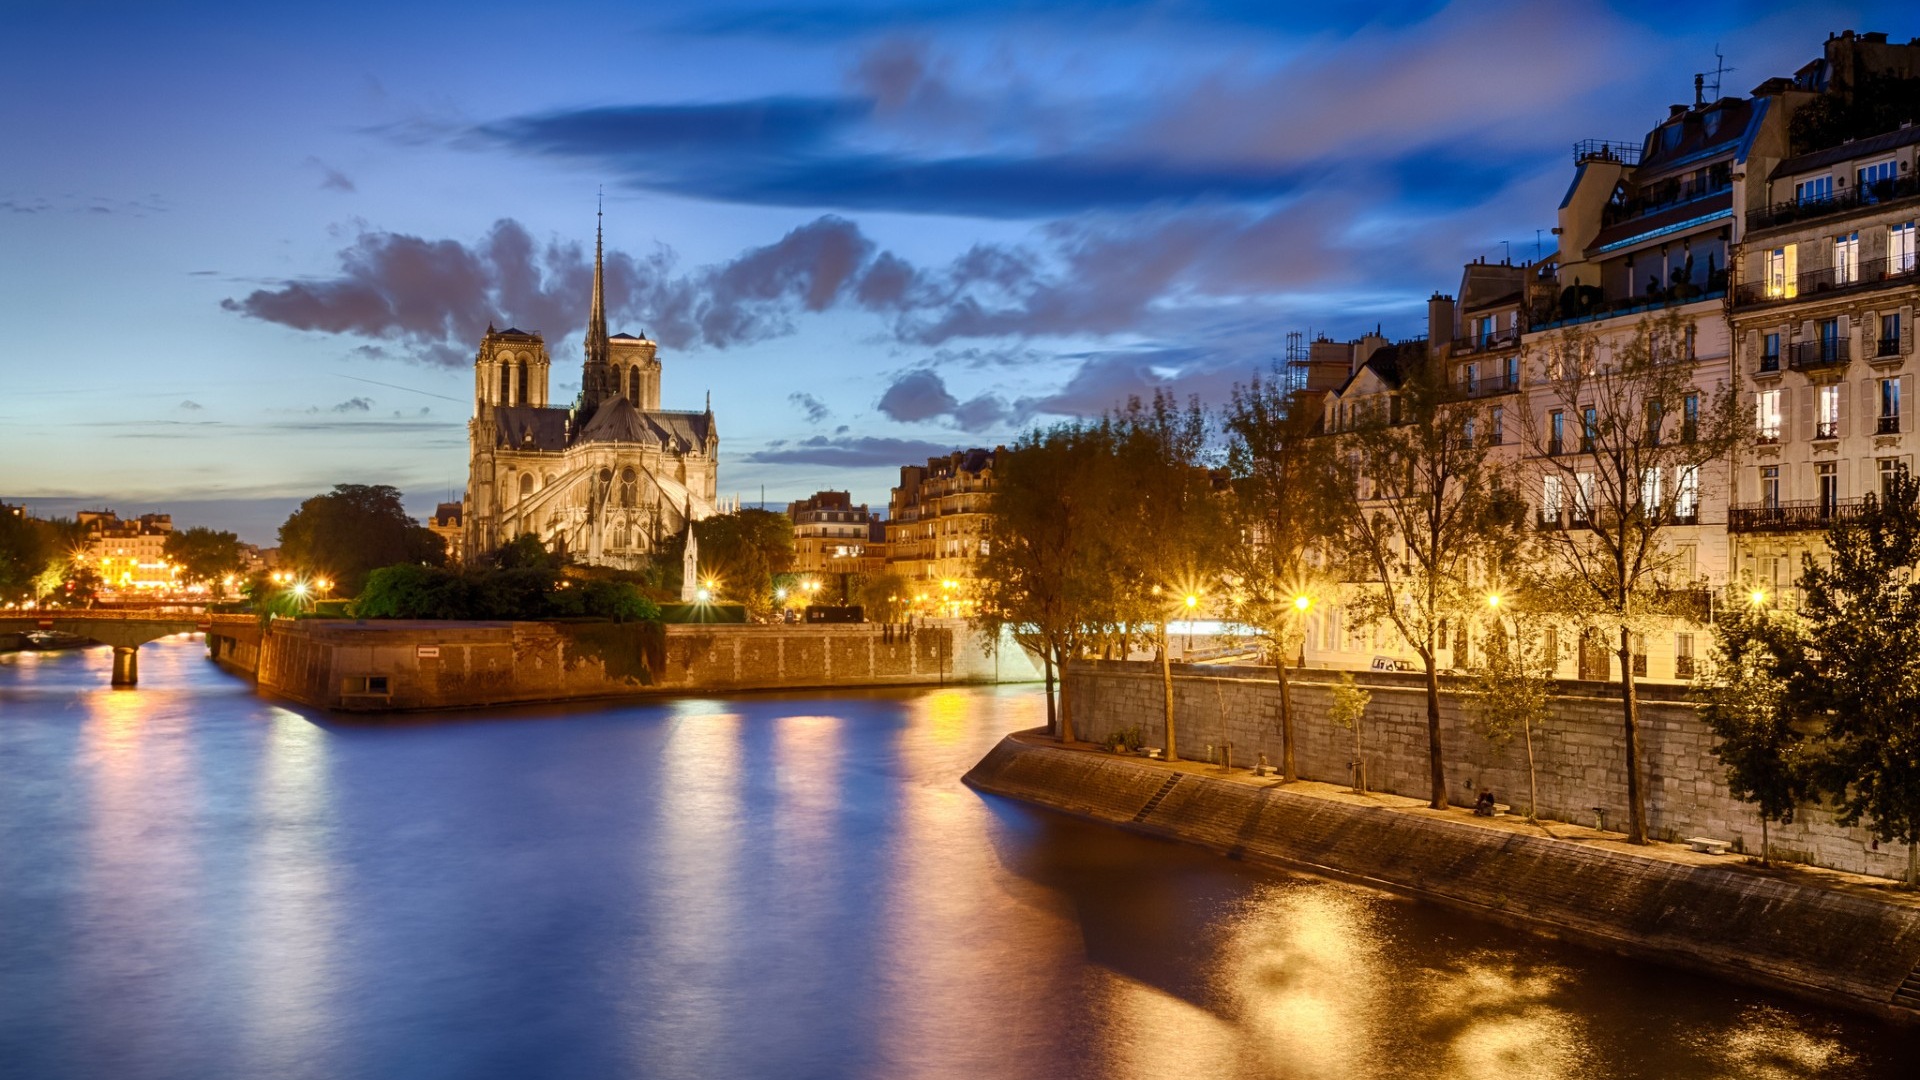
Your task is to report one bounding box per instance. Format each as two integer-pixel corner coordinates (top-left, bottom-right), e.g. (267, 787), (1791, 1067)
(0, 607), (261, 685)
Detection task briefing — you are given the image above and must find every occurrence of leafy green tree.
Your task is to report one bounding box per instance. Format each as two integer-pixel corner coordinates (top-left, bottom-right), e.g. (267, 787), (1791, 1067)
(1698, 604), (1812, 866)
(1773, 471), (1920, 885)
(1223, 366), (1339, 780)
(657, 508), (794, 618)
(492, 532), (560, 571)
(279, 484), (445, 596)
(1523, 312), (1745, 843)
(1466, 605), (1559, 824)
(1328, 672), (1373, 793)
(1103, 391), (1228, 762)
(857, 571), (912, 624)
(0, 509), (53, 603)
(974, 421), (1113, 741)
(164, 526), (244, 595)
(1332, 351), (1523, 809)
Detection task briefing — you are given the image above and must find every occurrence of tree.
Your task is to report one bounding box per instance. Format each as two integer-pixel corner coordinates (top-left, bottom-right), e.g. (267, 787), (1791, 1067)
(1102, 391), (1227, 763)
(695, 508), (794, 618)
(279, 484), (445, 596)
(1328, 673), (1373, 793)
(1523, 312), (1744, 843)
(164, 527), (244, 595)
(1223, 366), (1338, 780)
(0, 509), (53, 604)
(857, 571), (912, 624)
(1773, 471), (1920, 885)
(1331, 350), (1523, 809)
(1697, 604), (1811, 866)
(1467, 601), (1559, 824)
(974, 421), (1113, 741)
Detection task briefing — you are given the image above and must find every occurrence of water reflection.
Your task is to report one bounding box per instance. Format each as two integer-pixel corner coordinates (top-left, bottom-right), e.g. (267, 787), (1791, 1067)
(1, 638), (1916, 1080)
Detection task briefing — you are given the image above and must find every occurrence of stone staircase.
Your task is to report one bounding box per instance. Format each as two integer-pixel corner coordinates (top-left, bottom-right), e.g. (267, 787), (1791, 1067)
(1132, 774), (1181, 822)
(1892, 963), (1920, 1013)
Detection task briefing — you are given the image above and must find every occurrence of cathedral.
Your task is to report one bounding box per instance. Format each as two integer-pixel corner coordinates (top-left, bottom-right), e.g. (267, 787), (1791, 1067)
(462, 213), (721, 569)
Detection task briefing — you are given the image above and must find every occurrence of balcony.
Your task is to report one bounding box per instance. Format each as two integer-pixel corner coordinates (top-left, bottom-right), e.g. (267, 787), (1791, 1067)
(1453, 327), (1521, 356)
(1599, 171), (1733, 229)
(1734, 255), (1920, 308)
(1532, 286), (1727, 332)
(1459, 371), (1520, 398)
(1878, 414), (1901, 435)
(1728, 498), (1867, 533)
(1757, 353), (1781, 374)
(1745, 173), (1920, 234)
(1815, 421), (1839, 440)
(1573, 139), (1643, 166)
(1873, 334), (1907, 360)
(1789, 338), (1849, 372)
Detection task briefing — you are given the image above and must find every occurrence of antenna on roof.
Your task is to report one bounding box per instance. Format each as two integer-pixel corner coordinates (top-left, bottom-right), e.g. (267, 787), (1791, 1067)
(1698, 46), (1734, 103)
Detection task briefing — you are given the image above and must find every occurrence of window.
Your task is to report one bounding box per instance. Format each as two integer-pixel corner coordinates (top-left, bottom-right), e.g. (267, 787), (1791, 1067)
(1462, 417), (1476, 447)
(1817, 317), (1841, 364)
(1581, 406), (1597, 452)
(1756, 388), (1782, 442)
(1817, 463), (1838, 515)
(1675, 633), (1695, 680)
(1795, 176), (1833, 204)
(1464, 362), (1478, 394)
(1549, 410), (1565, 455)
(499, 363), (512, 404)
(628, 366), (641, 401)
(1676, 465), (1700, 521)
(620, 468), (638, 507)
(1834, 232), (1860, 286)
(1880, 457), (1908, 497)
(1683, 393), (1700, 442)
(1640, 468), (1663, 517)
(1881, 378), (1902, 434)
(517, 362), (529, 405)
(1676, 543), (1697, 579)
(1503, 355), (1519, 390)
(1544, 627), (1560, 670)
(1817, 385), (1840, 440)
(1574, 473), (1594, 523)
(1894, 223), (1917, 274)
(1491, 406), (1504, 445)
(1765, 246), (1797, 299)
(1859, 160), (1898, 199)
(1761, 332), (1780, 371)
(1476, 315), (1494, 345)
(1761, 465), (1781, 509)
(1542, 475), (1563, 521)
(518, 472), (533, 502)
(1881, 313), (1904, 358)
(1631, 633), (1647, 678)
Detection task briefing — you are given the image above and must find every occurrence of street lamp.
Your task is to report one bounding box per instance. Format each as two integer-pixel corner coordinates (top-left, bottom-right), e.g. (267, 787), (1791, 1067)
(1293, 594), (1313, 613)
(1487, 593), (1502, 609)
(1749, 588), (1767, 608)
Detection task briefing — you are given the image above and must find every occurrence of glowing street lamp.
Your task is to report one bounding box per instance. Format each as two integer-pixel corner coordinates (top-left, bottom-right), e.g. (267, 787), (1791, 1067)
(1487, 593), (1502, 609)
(1294, 594), (1313, 612)
(1749, 588), (1767, 608)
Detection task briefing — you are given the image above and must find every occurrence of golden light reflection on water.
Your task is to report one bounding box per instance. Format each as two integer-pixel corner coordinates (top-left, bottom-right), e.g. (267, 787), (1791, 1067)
(241, 710), (337, 1072)
(1218, 884), (1387, 1078)
(632, 703), (744, 1078)
(921, 687), (972, 745)
(1699, 1003), (1861, 1078)
(1418, 958), (1588, 1079)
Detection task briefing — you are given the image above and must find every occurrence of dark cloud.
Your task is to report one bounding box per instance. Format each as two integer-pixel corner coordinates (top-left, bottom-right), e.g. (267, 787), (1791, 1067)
(746, 435), (961, 467)
(875, 370), (956, 422)
(669, 1), (1451, 41)
(304, 156), (357, 193)
(177, 400), (204, 411)
(788, 392), (831, 423)
(327, 397), (373, 413)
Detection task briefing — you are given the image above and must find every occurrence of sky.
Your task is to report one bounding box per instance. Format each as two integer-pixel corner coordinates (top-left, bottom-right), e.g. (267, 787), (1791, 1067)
(1, 0), (1908, 543)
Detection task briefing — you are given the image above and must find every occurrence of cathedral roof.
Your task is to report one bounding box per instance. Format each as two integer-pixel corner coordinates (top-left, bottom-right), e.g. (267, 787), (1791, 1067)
(492, 405), (569, 451)
(573, 399), (714, 451)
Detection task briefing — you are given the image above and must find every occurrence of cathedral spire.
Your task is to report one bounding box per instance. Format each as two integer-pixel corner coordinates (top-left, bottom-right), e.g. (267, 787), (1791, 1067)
(586, 193), (609, 369)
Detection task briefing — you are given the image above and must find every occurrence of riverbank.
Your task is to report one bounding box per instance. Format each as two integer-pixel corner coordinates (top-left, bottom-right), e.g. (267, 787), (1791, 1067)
(963, 731), (1920, 1024)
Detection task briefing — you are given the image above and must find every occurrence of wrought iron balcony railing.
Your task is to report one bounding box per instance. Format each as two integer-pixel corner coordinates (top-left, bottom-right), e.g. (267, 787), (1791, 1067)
(1789, 338), (1849, 371)
(1874, 334), (1907, 360)
(1728, 497), (1867, 533)
(1735, 255), (1920, 308)
(1452, 327), (1521, 355)
(1745, 173), (1920, 233)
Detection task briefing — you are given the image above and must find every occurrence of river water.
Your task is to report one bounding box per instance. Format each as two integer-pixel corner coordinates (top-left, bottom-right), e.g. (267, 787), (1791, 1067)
(2, 637), (1916, 1079)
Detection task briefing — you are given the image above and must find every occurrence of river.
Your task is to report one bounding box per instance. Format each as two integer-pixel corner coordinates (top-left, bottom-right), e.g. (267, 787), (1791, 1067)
(2, 636), (1915, 1079)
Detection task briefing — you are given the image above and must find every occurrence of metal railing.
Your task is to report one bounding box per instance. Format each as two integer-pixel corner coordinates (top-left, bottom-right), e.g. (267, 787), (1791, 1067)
(1735, 256), (1920, 308)
(1600, 174), (1732, 228)
(1879, 414), (1902, 435)
(1758, 353), (1781, 374)
(1745, 173), (1920, 233)
(1459, 371), (1520, 398)
(1816, 421), (1839, 440)
(1874, 334), (1907, 360)
(1453, 327), (1521, 355)
(1573, 139), (1642, 166)
(1789, 338), (1849, 371)
(1728, 497), (1868, 533)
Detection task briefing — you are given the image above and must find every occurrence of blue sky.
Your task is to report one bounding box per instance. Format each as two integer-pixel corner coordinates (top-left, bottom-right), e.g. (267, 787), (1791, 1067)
(1, 0), (1905, 542)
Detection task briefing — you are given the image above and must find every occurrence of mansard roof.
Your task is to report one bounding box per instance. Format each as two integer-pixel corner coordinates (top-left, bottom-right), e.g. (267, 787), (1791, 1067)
(492, 405), (569, 451)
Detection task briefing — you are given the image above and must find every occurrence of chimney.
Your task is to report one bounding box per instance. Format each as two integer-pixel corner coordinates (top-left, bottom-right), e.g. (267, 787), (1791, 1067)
(1694, 73), (1704, 108)
(1428, 293), (1456, 351)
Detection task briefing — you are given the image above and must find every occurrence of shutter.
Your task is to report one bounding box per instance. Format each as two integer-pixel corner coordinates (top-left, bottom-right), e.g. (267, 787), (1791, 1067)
(1903, 305), (1915, 355)
(1839, 459), (1851, 500)
(1838, 381), (1851, 438)
(1865, 379), (1879, 431)
(1905, 374), (1914, 433)
(1745, 329), (1759, 367)
(1778, 386), (1792, 442)
(1799, 386), (1815, 441)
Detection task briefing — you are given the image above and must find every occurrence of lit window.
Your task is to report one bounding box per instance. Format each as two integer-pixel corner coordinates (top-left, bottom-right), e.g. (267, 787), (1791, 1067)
(1761, 465), (1781, 509)
(1574, 473), (1595, 523)
(1765, 246), (1797, 299)
(1794, 176), (1833, 204)
(1834, 232), (1860, 285)
(1542, 475), (1563, 519)
(1756, 389), (1782, 442)
(1676, 465), (1700, 520)
(1817, 385), (1840, 440)
(1893, 223), (1917, 274)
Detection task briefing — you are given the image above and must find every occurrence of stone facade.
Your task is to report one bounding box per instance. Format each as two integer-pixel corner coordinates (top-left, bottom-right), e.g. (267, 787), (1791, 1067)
(886, 448), (997, 618)
(1065, 660), (1913, 879)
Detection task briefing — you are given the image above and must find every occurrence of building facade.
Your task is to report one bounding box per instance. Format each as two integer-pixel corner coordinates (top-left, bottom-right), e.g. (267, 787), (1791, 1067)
(786, 491), (883, 576)
(886, 448), (997, 617)
(462, 214), (719, 567)
(77, 510), (179, 593)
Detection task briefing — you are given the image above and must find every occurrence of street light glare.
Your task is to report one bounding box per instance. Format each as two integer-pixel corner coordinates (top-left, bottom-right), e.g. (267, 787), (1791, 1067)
(1293, 595), (1312, 612)
(1487, 594), (1502, 608)
(1184, 594), (1199, 609)
(1750, 589), (1767, 607)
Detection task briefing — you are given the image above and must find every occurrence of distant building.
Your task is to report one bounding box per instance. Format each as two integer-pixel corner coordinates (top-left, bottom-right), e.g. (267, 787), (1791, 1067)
(426, 502), (465, 564)
(77, 510), (177, 592)
(887, 448), (997, 617)
(786, 491), (883, 576)
(461, 211), (719, 567)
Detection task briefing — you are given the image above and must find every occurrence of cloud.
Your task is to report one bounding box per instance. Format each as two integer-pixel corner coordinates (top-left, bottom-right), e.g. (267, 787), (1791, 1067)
(177, 400), (204, 411)
(304, 156), (357, 193)
(324, 397), (373, 413)
(875, 370), (956, 422)
(746, 435), (960, 467)
(788, 392), (831, 423)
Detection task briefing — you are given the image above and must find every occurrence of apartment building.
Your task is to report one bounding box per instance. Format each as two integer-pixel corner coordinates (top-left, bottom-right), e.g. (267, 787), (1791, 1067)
(786, 490), (885, 576)
(886, 448), (997, 617)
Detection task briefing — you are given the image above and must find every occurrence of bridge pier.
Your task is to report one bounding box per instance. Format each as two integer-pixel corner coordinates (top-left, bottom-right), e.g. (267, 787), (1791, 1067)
(111, 645), (139, 687)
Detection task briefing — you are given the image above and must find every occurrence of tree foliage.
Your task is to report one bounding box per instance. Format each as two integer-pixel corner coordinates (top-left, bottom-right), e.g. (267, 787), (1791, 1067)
(655, 508), (794, 618)
(1697, 604), (1811, 865)
(1522, 312), (1745, 842)
(0, 509), (53, 603)
(355, 563), (658, 622)
(1789, 70), (1920, 155)
(278, 484), (445, 596)
(1466, 606), (1558, 823)
(856, 571), (911, 624)
(1330, 350), (1524, 808)
(164, 527), (244, 593)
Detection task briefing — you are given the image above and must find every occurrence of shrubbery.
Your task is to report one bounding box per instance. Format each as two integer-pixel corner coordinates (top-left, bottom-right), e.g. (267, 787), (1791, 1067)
(354, 564), (658, 623)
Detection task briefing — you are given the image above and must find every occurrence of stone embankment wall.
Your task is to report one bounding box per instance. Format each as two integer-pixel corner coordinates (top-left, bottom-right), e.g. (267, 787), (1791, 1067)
(1065, 661), (1910, 880)
(228, 618), (1037, 711)
(963, 736), (1920, 1023)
